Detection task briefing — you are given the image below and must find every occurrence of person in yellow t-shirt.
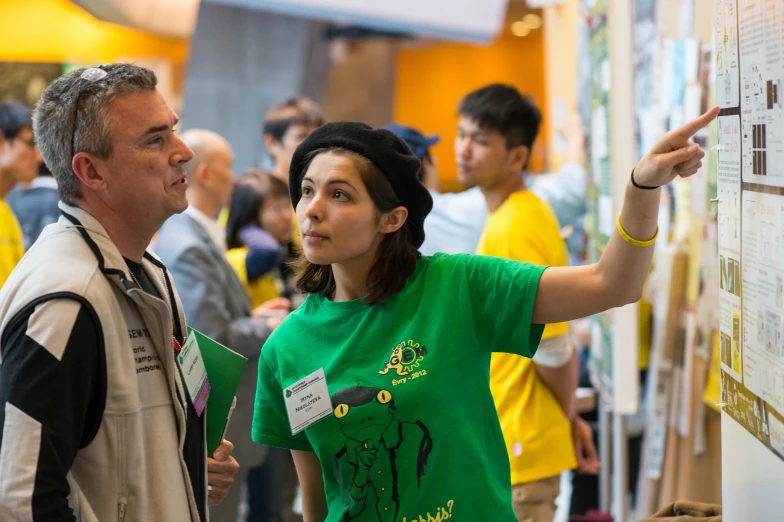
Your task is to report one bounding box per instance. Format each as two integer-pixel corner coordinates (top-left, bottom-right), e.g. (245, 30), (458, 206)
(0, 101), (40, 287)
(456, 84), (599, 522)
(225, 169), (296, 309)
(262, 96), (324, 249)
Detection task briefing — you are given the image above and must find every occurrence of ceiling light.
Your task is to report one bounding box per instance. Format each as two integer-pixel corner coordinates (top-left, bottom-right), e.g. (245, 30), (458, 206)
(511, 21), (531, 37)
(523, 14), (542, 30)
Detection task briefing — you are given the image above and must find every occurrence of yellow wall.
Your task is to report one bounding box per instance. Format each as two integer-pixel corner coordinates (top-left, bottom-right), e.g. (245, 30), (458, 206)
(394, 33), (547, 191)
(0, 0), (188, 64)
(542, 2), (580, 172)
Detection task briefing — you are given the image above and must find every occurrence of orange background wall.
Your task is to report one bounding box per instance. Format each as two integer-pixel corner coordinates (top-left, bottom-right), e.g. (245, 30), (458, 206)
(0, 0), (188, 65)
(394, 32), (547, 192)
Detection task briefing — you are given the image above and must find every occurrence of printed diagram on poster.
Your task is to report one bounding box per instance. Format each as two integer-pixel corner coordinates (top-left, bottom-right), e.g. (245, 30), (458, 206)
(717, 114), (743, 381)
(716, 0), (740, 107)
(739, 0), (784, 186)
(740, 191), (784, 414)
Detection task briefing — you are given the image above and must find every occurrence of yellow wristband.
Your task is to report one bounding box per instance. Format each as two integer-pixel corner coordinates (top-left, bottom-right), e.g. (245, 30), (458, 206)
(616, 216), (658, 247)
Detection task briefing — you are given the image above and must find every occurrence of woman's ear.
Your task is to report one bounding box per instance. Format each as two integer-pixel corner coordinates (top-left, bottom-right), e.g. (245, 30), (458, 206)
(379, 206), (408, 234)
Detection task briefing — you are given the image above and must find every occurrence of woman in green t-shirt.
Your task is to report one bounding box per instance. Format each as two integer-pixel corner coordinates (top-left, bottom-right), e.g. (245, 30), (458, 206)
(252, 109), (718, 522)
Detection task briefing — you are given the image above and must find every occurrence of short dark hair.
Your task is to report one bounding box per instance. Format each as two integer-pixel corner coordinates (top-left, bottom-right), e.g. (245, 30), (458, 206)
(292, 148), (420, 305)
(457, 84), (541, 151)
(0, 101), (32, 141)
(263, 96), (324, 143)
(225, 169), (289, 250)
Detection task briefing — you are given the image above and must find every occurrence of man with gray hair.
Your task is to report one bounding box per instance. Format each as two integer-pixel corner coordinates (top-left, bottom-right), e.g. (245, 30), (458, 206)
(0, 63), (238, 521)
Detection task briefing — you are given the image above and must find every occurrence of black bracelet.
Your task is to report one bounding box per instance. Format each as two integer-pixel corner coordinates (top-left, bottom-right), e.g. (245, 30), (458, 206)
(630, 169), (660, 190)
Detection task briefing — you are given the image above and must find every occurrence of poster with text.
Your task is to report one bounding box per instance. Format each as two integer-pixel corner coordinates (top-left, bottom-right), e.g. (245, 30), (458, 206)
(716, 0), (740, 108)
(739, 0), (784, 187)
(717, 114), (743, 381)
(740, 191), (784, 413)
(718, 0), (784, 465)
(714, 0), (740, 108)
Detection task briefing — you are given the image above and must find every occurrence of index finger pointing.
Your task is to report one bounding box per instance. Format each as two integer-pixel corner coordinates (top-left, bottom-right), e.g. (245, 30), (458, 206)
(672, 106), (720, 140)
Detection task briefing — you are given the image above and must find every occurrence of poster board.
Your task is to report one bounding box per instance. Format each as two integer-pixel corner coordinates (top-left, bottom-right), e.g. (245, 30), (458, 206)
(587, 0), (621, 404)
(716, 0), (784, 466)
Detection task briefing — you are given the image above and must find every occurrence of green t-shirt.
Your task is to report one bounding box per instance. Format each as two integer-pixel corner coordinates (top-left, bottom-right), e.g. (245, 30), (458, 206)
(252, 253), (546, 522)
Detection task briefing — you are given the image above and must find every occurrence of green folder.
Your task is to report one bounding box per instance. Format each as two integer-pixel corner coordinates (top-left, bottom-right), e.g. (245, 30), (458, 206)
(187, 326), (248, 455)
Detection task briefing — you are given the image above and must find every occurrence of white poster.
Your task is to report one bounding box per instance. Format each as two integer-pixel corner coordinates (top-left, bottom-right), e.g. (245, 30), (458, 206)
(590, 105), (608, 184)
(716, 0), (740, 108)
(741, 192), (784, 414)
(739, 0), (784, 186)
(718, 114), (743, 381)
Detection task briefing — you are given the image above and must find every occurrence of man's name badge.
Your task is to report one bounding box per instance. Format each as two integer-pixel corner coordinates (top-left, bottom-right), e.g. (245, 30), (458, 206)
(177, 335), (211, 417)
(284, 368), (333, 435)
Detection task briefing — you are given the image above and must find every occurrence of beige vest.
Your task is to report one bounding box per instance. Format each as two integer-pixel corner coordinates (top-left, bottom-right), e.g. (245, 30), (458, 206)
(0, 203), (206, 521)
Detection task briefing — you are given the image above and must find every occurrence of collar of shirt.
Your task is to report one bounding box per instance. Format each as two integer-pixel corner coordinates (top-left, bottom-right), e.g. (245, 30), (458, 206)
(184, 206), (227, 252)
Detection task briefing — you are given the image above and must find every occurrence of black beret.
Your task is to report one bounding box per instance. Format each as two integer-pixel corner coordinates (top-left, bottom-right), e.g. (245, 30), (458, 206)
(289, 122), (434, 248)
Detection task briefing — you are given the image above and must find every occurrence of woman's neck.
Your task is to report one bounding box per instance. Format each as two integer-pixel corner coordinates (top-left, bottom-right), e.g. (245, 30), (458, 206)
(330, 243), (381, 302)
(331, 265), (369, 301)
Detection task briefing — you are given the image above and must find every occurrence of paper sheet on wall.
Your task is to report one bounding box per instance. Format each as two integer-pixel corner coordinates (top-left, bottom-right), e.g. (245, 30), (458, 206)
(660, 39), (676, 114)
(679, 0), (694, 39)
(717, 114), (743, 382)
(740, 191), (784, 414)
(716, 0), (740, 108)
(638, 106), (664, 160)
(672, 40), (687, 106)
(598, 195), (613, 237)
(591, 105), (609, 181)
(739, 0), (784, 187)
(685, 38), (700, 84)
(553, 96), (568, 154)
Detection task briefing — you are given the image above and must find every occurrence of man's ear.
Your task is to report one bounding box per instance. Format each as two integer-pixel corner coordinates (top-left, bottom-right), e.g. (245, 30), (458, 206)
(509, 145), (530, 172)
(192, 162), (208, 185)
(263, 134), (281, 158)
(72, 152), (106, 191)
(380, 206), (409, 234)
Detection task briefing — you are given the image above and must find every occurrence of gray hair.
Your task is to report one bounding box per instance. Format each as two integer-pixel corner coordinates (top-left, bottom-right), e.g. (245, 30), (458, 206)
(33, 63), (157, 204)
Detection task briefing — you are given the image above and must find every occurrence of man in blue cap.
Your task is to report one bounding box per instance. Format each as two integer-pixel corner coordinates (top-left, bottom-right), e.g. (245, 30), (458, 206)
(382, 123), (441, 191)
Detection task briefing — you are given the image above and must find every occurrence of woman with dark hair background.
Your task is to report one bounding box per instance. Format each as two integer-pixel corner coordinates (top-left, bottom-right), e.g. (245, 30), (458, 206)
(224, 169), (302, 522)
(225, 169), (297, 312)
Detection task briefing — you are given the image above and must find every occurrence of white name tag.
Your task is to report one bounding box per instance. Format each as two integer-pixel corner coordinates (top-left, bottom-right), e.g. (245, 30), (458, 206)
(177, 335), (210, 417)
(284, 368), (333, 435)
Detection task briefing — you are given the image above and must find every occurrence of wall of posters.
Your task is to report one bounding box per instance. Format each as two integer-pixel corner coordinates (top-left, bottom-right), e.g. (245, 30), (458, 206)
(716, 0), (784, 463)
(586, 0), (615, 396)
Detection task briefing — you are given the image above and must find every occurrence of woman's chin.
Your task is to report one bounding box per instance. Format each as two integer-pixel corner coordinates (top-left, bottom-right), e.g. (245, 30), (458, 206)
(302, 249), (333, 266)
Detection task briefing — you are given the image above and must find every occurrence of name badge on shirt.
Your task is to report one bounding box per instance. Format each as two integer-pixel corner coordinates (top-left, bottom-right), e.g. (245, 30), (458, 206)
(177, 335), (211, 417)
(284, 368), (333, 435)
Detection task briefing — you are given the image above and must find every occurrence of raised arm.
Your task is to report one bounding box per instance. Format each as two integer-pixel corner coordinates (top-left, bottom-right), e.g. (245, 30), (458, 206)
(532, 106), (719, 324)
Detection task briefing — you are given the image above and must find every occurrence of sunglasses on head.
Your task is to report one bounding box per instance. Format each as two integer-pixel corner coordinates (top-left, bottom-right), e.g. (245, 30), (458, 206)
(70, 65), (111, 159)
